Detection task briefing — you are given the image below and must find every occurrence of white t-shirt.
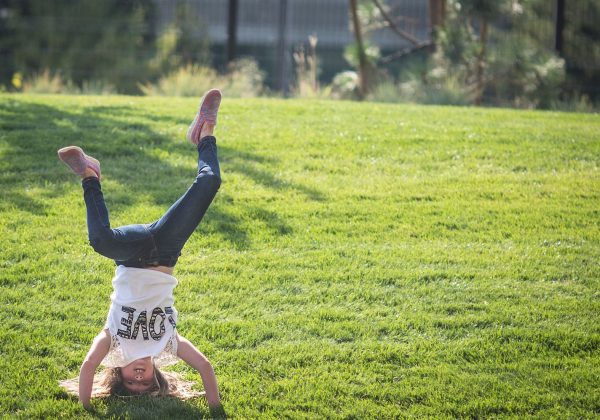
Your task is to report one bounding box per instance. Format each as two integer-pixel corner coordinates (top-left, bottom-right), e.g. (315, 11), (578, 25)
(102, 266), (179, 367)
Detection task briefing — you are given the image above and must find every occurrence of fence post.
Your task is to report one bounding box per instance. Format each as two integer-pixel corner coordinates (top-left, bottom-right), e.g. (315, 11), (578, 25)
(554, 0), (565, 55)
(277, 0), (289, 96)
(227, 0), (238, 64)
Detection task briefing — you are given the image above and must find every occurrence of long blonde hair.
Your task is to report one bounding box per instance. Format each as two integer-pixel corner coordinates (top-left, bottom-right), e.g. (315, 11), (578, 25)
(60, 367), (204, 400)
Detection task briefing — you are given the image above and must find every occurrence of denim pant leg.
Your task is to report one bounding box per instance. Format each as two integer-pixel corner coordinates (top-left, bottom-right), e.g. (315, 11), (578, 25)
(147, 136), (221, 265)
(82, 177), (155, 265)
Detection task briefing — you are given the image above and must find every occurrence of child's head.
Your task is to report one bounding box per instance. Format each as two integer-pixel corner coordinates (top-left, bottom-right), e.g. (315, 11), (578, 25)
(118, 356), (160, 394)
(60, 358), (203, 400)
(100, 365), (170, 397)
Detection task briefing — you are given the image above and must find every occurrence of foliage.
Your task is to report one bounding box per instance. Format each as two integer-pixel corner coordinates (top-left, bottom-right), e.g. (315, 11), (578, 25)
(549, 94), (596, 113)
(330, 71), (361, 100)
(0, 0), (158, 94)
(458, 0), (509, 21)
(1, 94), (599, 418)
(292, 35), (326, 99)
(79, 80), (117, 96)
(343, 41), (381, 71)
(0, 0), (212, 94)
(225, 59), (266, 98)
(486, 33), (565, 108)
(139, 59), (264, 98)
(139, 65), (220, 97)
(395, 71), (472, 106)
(513, 0), (600, 104)
(147, 2), (212, 79)
(21, 71), (78, 95)
(20, 70), (116, 95)
(372, 0), (569, 108)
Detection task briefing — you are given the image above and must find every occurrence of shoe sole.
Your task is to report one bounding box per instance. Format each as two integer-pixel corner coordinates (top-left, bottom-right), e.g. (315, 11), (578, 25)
(186, 89), (222, 145)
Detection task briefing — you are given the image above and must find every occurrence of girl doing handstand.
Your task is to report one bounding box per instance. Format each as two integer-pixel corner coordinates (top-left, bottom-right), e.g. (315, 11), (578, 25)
(58, 89), (224, 414)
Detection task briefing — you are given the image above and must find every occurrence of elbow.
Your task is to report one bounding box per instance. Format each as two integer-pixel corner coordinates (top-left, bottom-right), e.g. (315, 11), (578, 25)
(195, 355), (215, 375)
(199, 358), (215, 373)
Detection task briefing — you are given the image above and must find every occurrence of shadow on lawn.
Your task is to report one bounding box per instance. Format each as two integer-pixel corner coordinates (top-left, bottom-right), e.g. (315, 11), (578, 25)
(95, 395), (217, 419)
(0, 97), (322, 249)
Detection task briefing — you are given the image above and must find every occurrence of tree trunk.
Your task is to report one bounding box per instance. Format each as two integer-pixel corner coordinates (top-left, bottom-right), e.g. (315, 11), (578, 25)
(428, 0), (446, 30)
(428, 0), (446, 52)
(349, 0), (368, 99)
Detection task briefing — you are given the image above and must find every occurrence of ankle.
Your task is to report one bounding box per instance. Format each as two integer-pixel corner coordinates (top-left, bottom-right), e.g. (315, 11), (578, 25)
(200, 123), (215, 140)
(82, 168), (98, 179)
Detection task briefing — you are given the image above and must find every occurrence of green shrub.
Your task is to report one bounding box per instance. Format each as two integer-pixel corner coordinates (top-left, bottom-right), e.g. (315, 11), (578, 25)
(329, 71), (360, 100)
(20, 70), (116, 95)
(398, 72), (472, 106)
(139, 65), (218, 97)
(225, 58), (265, 98)
(21, 71), (78, 94)
(487, 34), (566, 108)
(79, 81), (116, 96)
(139, 59), (264, 98)
(550, 94), (597, 113)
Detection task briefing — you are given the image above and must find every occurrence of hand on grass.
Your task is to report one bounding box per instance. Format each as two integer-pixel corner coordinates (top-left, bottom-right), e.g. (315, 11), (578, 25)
(209, 403), (227, 419)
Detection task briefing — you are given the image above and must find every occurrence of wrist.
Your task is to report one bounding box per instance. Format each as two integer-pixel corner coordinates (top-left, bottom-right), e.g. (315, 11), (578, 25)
(209, 403), (226, 418)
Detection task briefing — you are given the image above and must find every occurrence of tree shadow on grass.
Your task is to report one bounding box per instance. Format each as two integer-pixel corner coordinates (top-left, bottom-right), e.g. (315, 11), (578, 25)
(95, 395), (214, 420)
(55, 393), (216, 419)
(220, 148), (325, 202)
(0, 97), (323, 249)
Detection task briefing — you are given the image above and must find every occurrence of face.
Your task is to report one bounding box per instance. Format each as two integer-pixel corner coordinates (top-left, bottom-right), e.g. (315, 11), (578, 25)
(120, 357), (157, 394)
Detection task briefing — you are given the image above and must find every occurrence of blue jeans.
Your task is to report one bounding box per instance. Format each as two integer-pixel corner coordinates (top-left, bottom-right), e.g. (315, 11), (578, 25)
(82, 137), (221, 267)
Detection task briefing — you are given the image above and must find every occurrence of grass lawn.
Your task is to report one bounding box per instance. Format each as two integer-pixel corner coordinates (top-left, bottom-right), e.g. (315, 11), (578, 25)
(0, 93), (599, 419)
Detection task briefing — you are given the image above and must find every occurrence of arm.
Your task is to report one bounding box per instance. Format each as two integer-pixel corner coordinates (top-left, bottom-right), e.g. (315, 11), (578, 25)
(79, 329), (111, 409)
(177, 334), (222, 410)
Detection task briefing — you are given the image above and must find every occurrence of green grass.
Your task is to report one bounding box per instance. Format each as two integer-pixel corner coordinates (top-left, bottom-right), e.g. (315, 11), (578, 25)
(0, 93), (599, 419)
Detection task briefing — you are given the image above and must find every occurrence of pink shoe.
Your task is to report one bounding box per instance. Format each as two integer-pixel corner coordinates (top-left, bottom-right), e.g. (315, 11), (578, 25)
(186, 89), (222, 145)
(57, 146), (101, 180)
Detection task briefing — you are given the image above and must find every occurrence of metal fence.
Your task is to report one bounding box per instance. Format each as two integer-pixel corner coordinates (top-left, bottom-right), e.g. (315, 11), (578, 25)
(155, 0), (430, 92)
(2, 0), (598, 98)
(155, 0), (599, 96)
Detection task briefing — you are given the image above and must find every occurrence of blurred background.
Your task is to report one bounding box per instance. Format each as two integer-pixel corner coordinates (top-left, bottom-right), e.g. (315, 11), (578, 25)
(1, 0), (598, 110)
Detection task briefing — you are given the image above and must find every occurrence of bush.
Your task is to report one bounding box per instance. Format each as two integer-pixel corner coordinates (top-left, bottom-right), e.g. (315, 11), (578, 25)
(20, 70), (116, 95)
(486, 34), (566, 108)
(362, 0), (569, 109)
(79, 80), (116, 95)
(550, 94), (596, 113)
(21, 71), (78, 94)
(139, 59), (264, 98)
(397, 73), (471, 106)
(225, 59), (266, 98)
(329, 71), (360, 100)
